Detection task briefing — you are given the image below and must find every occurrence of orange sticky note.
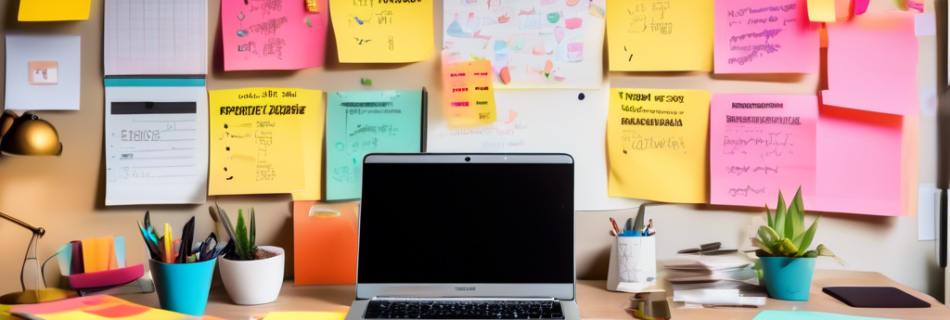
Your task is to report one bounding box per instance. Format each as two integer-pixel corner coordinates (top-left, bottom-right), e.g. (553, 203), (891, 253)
(80, 237), (115, 273)
(293, 201), (359, 285)
(442, 57), (497, 128)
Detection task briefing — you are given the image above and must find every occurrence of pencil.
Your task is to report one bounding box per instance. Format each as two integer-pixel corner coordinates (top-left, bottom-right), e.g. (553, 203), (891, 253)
(164, 223), (173, 263)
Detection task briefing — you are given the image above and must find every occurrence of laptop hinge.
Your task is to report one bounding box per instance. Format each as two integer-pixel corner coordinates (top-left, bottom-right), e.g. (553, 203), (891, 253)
(372, 297), (558, 301)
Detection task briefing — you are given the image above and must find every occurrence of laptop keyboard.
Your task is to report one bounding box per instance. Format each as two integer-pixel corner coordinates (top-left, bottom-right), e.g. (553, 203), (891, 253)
(364, 300), (565, 319)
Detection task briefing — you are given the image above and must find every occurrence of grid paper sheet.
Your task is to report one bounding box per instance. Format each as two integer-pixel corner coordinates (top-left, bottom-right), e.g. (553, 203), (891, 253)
(104, 0), (207, 75)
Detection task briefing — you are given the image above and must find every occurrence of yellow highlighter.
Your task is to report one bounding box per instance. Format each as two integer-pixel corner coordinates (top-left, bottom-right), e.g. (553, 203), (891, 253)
(163, 223), (173, 263)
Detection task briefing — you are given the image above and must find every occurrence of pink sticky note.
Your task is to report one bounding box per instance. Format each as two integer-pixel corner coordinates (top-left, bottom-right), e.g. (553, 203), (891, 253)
(808, 105), (904, 216)
(709, 94), (818, 208)
(714, 0), (820, 74)
(854, 0), (870, 15)
(565, 17), (582, 29)
(223, 0), (329, 71)
(567, 42), (583, 62)
(821, 12), (918, 115)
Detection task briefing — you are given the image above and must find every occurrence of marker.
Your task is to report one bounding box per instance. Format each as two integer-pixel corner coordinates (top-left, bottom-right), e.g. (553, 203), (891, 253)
(163, 224), (173, 263)
(609, 218), (621, 234)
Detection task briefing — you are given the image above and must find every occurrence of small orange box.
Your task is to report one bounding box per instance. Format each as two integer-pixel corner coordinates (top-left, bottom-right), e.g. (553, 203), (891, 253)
(293, 201), (359, 285)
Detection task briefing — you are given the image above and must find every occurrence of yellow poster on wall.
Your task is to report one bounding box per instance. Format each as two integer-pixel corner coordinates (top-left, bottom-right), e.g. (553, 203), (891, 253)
(607, 88), (710, 203)
(18, 0), (91, 21)
(329, 0), (434, 63)
(606, 0), (713, 72)
(209, 88), (324, 198)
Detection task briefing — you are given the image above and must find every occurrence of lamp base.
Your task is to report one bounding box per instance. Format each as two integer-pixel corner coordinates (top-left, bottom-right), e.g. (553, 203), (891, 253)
(0, 289), (76, 305)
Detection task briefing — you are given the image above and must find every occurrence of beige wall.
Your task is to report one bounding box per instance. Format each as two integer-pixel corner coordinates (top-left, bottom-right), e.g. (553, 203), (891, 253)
(0, 0), (944, 302)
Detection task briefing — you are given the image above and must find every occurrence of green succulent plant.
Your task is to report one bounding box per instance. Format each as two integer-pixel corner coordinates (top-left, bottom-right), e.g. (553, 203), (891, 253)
(215, 204), (258, 261)
(752, 187), (846, 266)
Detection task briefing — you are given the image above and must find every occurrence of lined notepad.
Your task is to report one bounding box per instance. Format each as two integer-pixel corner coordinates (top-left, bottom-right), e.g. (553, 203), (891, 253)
(103, 0), (208, 75)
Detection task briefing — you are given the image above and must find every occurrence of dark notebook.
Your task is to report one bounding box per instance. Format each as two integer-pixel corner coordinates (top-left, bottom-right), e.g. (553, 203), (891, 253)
(823, 287), (930, 308)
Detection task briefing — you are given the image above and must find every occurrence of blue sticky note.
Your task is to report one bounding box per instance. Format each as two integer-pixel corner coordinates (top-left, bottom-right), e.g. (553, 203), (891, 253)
(326, 91), (424, 200)
(753, 311), (901, 320)
(55, 243), (72, 276)
(114, 236), (126, 268)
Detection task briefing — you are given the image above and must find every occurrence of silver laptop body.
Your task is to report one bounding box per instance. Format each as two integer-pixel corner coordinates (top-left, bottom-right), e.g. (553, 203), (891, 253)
(346, 154), (580, 320)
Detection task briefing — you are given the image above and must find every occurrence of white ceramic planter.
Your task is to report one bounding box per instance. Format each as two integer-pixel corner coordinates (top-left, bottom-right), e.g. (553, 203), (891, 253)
(218, 246), (285, 305)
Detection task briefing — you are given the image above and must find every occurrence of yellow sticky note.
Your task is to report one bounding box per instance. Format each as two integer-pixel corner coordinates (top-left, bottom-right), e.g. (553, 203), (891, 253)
(808, 0), (837, 22)
(442, 59), (497, 127)
(18, 0), (91, 21)
(80, 237), (115, 273)
(607, 0), (713, 72)
(263, 312), (347, 320)
(607, 88), (710, 203)
(209, 88), (324, 197)
(329, 0), (434, 63)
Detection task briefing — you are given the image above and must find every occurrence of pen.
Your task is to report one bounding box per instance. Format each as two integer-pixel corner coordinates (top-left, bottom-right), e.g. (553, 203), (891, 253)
(609, 218), (621, 234)
(702, 304), (758, 309)
(172, 239), (182, 262)
(137, 220), (162, 260)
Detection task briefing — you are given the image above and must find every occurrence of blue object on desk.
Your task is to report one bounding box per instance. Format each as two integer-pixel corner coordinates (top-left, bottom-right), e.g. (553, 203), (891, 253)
(620, 231), (642, 237)
(760, 256), (816, 301)
(150, 258), (216, 316)
(752, 310), (902, 320)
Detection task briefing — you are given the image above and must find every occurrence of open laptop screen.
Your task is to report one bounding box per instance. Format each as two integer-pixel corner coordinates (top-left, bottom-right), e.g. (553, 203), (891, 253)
(358, 154), (574, 284)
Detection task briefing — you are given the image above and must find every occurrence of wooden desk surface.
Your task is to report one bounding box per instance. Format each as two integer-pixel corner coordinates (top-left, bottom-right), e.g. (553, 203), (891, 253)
(122, 270), (949, 320)
(577, 270), (950, 320)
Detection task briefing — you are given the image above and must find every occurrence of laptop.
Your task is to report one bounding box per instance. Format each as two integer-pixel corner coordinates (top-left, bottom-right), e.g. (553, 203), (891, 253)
(346, 153), (579, 320)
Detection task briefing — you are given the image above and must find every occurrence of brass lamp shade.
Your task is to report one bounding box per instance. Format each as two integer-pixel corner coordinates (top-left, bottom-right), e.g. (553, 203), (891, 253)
(0, 111), (63, 156)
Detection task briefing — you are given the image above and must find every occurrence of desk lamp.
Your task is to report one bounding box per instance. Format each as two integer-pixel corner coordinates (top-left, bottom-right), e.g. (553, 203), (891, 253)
(0, 111), (71, 304)
(0, 111), (63, 156)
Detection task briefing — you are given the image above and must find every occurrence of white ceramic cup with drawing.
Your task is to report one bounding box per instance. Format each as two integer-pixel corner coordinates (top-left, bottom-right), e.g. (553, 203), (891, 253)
(606, 236), (657, 292)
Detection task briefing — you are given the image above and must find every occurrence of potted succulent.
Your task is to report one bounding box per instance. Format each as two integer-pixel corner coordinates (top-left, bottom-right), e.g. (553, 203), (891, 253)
(212, 205), (285, 305)
(751, 187), (846, 301)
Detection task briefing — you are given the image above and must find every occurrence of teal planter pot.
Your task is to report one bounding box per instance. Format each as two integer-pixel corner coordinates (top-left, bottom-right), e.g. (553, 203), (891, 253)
(149, 259), (216, 316)
(759, 256), (816, 301)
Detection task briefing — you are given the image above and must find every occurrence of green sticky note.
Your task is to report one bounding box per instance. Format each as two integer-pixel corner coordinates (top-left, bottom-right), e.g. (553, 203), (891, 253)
(753, 311), (902, 320)
(326, 91), (424, 200)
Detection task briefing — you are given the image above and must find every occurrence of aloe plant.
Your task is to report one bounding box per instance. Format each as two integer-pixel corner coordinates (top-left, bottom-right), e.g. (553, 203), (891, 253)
(752, 187), (846, 266)
(215, 204), (259, 261)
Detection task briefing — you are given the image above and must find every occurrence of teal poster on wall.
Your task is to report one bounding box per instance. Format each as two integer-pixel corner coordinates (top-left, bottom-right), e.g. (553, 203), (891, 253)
(326, 90), (426, 200)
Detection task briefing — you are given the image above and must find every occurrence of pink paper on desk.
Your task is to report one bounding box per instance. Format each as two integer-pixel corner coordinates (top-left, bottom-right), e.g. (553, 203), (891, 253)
(808, 105), (904, 216)
(222, 0), (329, 71)
(709, 94), (818, 208)
(714, 0), (820, 74)
(821, 12), (918, 115)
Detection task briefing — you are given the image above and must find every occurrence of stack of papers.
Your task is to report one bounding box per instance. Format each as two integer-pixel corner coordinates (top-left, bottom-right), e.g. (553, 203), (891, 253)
(664, 254), (766, 307)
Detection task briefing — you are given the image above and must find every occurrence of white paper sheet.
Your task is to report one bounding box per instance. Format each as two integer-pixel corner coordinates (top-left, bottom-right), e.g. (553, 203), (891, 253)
(104, 86), (209, 205)
(4, 35), (81, 110)
(103, 0), (208, 75)
(442, 0), (606, 89)
(427, 81), (638, 211)
(917, 183), (939, 241)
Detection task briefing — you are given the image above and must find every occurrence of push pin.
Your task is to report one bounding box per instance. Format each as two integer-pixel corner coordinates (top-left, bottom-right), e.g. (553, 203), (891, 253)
(306, 0), (319, 12)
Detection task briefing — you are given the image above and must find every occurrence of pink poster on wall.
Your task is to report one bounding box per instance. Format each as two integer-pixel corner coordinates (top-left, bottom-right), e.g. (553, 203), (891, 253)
(222, 0), (328, 71)
(713, 0), (820, 74)
(821, 11), (918, 115)
(710, 94), (818, 208)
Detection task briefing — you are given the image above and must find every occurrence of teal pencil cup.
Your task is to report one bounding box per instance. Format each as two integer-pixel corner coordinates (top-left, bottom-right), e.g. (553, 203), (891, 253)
(759, 256), (816, 301)
(149, 259), (216, 316)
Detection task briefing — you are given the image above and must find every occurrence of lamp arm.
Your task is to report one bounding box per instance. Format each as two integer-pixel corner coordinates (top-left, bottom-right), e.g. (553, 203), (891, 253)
(0, 211), (45, 236)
